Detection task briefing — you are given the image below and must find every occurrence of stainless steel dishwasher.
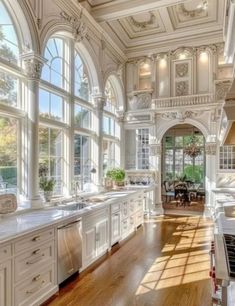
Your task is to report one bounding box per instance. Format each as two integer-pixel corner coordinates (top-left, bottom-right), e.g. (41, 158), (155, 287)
(57, 218), (82, 284)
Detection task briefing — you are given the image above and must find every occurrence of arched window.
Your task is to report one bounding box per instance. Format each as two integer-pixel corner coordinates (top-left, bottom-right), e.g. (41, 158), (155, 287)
(41, 37), (69, 90)
(74, 50), (90, 101)
(0, 0), (19, 64)
(104, 79), (117, 114)
(0, 0), (26, 197)
(103, 77), (121, 173)
(40, 36), (95, 194)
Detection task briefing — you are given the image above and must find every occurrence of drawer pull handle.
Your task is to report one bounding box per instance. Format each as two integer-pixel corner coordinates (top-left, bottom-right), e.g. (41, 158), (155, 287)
(26, 254), (44, 265)
(33, 274), (41, 282)
(26, 280), (45, 294)
(32, 249), (40, 255)
(32, 235), (40, 241)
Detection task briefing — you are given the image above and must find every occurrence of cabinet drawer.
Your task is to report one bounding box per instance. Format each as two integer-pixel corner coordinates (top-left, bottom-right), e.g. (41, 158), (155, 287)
(14, 241), (55, 283)
(136, 199), (143, 211)
(0, 244), (11, 263)
(14, 264), (55, 306)
(111, 203), (120, 213)
(121, 201), (129, 218)
(121, 218), (129, 236)
(129, 201), (135, 214)
(14, 228), (54, 254)
(135, 211), (143, 227)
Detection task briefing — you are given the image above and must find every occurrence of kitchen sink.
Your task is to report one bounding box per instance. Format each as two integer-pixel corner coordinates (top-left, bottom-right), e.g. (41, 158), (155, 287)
(57, 203), (87, 211)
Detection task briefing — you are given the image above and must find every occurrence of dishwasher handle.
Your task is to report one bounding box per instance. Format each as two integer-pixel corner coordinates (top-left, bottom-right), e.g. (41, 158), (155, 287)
(58, 219), (81, 229)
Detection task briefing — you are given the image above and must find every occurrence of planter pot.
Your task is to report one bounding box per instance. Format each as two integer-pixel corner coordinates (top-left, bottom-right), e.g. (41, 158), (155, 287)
(113, 181), (125, 189)
(44, 191), (53, 202)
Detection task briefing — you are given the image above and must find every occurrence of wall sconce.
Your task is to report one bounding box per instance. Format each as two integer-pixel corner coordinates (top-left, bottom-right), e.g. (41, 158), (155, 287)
(159, 58), (167, 69)
(200, 51), (208, 63)
(179, 53), (186, 60)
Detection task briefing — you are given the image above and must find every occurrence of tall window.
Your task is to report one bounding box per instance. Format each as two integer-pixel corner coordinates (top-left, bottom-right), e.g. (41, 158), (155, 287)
(103, 79), (121, 173)
(137, 128), (150, 169)
(219, 146), (235, 170)
(163, 133), (205, 186)
(0, 0), (22, 196)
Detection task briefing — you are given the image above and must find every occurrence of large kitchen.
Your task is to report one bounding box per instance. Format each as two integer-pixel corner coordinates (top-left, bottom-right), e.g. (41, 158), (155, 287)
(0, 0), (235, 305)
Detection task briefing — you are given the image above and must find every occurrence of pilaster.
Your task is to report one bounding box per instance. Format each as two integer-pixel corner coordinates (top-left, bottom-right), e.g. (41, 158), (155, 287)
(149, 143), (164, 215)
(21, 53), (46, 208)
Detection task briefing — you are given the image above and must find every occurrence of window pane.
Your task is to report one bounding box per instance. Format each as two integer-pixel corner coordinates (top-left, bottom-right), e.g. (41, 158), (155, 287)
(0, 70), (17, 107)
(74, 134), (91, 189)
(137, 128), (149, 170)
(42, 37), (68, 89)
(39, 89), (63, 122)
(74, 51), (90, 101)
(0, 116), (17, 194)
(39, 127), (63, 195)
(74, 104), (91, 129)
(0, 0), (19, 63)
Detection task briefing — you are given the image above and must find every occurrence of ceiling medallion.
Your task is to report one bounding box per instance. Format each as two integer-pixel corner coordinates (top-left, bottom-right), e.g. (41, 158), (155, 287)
(129, 12), (156, 29)
(178, 0), (208, 18)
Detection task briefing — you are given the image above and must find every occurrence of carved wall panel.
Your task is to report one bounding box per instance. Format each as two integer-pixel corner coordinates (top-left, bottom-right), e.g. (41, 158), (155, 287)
(173, 59), (192, 97)
(128, 92), (152, 110)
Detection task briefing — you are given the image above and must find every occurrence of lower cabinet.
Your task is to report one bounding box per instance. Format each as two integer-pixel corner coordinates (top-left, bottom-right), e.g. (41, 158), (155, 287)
(82, 208), (109, 269)
(0, 260), (11, 306)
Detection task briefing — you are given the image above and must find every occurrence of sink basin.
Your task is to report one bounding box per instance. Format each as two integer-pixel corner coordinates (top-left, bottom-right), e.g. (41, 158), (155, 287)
(57, 203), (87, 211)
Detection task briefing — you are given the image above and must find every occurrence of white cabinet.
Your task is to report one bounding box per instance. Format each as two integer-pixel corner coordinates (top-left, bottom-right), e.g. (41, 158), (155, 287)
(13, 227), (57, 306)
(111, 211), (121, 245)
(82, 208), (109, 269)
(83, 227), (96, 266)
(0, 260), (11, 306)
(96, 219), (109, 256)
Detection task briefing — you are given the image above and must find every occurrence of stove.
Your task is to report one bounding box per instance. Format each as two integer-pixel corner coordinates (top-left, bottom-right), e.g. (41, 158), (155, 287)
(223, 234), (235, 278)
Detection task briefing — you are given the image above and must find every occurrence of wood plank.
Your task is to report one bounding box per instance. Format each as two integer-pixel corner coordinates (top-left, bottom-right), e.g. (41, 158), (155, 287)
(45, 215), (213, 306)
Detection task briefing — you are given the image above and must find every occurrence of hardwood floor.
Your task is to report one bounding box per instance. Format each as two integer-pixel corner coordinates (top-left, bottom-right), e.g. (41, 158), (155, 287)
(46, 215), (213, 306)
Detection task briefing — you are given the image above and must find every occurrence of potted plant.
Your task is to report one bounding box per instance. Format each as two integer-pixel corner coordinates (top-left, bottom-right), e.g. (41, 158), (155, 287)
(106, 168), (125, 189)
(39, 163), (56, 202)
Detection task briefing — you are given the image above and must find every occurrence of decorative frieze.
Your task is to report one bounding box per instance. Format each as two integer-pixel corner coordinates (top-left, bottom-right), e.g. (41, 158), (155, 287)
(215, 80), (232, 101)
(161, 110), (203, 122)
(205, 142), (217, 155)
(60, 11), (88, 42)
(128, 91), (152, 110)
(175, 63), (189, 78)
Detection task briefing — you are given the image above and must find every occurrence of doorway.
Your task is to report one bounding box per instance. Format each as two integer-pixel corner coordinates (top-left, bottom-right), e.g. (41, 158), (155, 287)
(161, 124), (205, 212)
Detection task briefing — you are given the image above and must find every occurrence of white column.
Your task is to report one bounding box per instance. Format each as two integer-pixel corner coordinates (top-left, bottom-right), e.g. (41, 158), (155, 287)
(22, 53), (46, 208)
(93, 96), (106, 190)
(204, 142), (217, 217)
(149, 143), (164, 215)
(116, 110), (125, 168)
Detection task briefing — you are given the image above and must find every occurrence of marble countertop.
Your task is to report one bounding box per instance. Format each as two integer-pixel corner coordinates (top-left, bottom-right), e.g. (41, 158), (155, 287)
(0, 188), (147, 244)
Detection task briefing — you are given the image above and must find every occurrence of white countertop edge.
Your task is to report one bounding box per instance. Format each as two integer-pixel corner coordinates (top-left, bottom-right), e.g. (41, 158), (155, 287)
(0, 188), (148, 244)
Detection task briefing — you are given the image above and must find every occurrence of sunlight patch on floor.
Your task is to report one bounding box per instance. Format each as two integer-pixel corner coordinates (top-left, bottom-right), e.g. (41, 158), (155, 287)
(136, 217), (212, 296)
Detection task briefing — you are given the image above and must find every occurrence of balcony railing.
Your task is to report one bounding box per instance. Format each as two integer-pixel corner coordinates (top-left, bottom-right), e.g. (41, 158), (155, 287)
(152, 93), (216, 110)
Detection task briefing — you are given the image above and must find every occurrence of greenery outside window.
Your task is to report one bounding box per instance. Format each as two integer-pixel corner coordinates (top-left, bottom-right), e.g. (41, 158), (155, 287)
(163, 133), (205, 186)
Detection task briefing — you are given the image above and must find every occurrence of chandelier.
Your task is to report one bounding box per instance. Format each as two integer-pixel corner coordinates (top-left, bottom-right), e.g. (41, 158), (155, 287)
(184, 135), (201, 158)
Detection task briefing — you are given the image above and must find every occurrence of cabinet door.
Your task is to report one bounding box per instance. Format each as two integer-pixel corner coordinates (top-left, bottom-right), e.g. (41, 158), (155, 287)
(96, 219), (108, 256)
(0, 260), (11, 306)
(83, 227), (96, 266)
(111, 212), (121, 245)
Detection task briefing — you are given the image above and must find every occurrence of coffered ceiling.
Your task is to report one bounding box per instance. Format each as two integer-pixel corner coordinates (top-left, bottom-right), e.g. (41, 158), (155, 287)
(80, 0), (226, 58)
